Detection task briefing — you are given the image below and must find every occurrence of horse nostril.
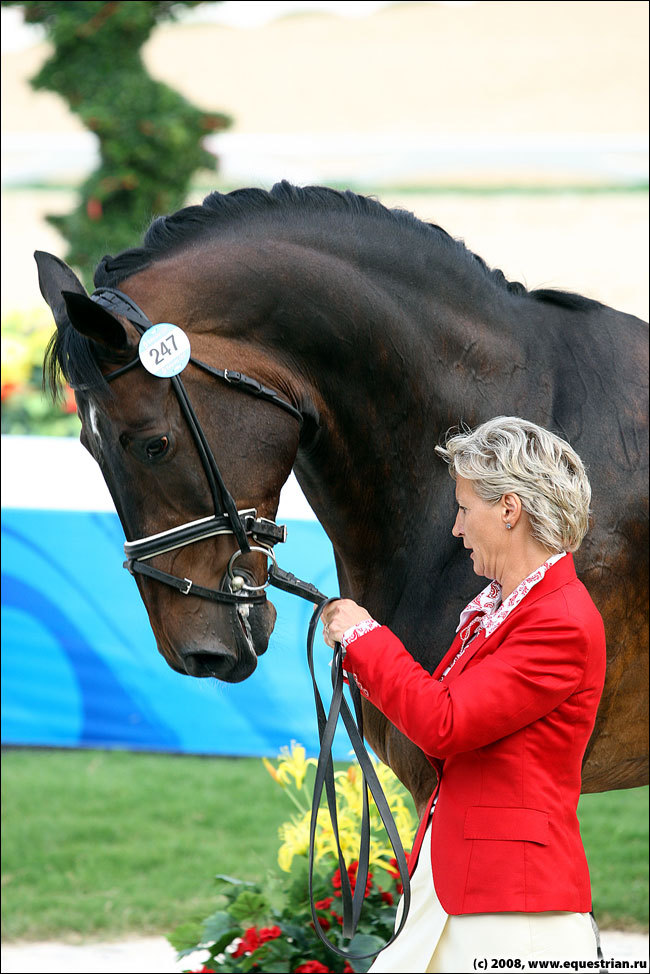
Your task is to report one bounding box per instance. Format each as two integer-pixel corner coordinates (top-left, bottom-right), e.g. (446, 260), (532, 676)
(183, 652), (232, 679)
(181, 648), (257, 682)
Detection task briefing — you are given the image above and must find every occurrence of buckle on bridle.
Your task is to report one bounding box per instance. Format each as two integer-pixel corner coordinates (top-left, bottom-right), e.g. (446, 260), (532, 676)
(251, 516), (288, 546)
(180, 577), (193, 595)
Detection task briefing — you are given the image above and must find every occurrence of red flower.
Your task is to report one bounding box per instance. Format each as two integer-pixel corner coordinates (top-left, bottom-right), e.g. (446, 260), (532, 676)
(294, 963), (333, 973)
(387, 854), (410, 895)
(86, 197), (103, 220)
(332, 861), (373, 898)
(232, 925), (261, 957)
(315, 897), (334, 910)
(310, 915), (330, 932)
(381, 890), (394, 905)
(387, 854), (410, 877)
(1, 381), (20, 402)
(63, 384), (77, 414)
(231, 924), (282, 957)
(344, 965), (355, 973)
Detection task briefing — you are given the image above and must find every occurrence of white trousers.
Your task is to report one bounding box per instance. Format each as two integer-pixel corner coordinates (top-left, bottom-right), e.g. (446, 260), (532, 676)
(369, 822), (598, 974)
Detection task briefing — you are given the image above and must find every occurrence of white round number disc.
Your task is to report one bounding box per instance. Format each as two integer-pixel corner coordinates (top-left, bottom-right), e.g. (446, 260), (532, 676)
(138, 323), (191, 377)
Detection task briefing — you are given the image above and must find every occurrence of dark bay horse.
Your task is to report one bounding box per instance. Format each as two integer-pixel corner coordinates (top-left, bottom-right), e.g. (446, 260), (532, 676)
(37, 182), (648, 814)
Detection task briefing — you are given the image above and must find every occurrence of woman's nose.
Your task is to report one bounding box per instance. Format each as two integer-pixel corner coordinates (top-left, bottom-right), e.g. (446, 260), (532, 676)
(452, 514), (462, 537)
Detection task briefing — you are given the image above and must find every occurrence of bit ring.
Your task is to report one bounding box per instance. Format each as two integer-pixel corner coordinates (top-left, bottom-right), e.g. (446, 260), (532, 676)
(227, 544), (277, 592)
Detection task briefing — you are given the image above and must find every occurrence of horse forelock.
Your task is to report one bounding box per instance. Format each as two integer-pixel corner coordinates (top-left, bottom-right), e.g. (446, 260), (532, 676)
(44, 317), (113, 403)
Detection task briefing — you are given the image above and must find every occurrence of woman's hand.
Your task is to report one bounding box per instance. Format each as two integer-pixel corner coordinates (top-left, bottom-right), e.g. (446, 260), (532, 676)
(321, 599), (372, 648)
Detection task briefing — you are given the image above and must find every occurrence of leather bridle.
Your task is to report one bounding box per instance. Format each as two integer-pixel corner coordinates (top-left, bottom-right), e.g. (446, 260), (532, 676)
(88, 285), (411, 961)
(93, 285), (305, 606)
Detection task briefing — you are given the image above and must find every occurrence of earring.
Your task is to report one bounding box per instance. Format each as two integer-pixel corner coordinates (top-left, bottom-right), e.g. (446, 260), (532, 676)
(505, 522), (512, 530)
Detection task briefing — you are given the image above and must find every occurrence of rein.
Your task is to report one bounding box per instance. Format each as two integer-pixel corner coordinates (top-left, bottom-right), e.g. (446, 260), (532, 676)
(91, 286), (411, 960)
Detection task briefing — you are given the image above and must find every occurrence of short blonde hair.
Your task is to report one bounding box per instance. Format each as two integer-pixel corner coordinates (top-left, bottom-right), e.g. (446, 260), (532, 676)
(435, 416), (591, 552)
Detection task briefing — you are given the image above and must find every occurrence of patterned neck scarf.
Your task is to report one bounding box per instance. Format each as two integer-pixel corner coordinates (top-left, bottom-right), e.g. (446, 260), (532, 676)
(442, 551), (567, 679)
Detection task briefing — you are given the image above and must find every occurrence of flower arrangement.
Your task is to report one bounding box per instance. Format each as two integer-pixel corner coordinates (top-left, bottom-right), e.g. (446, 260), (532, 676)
(1, 309), (80, 436)
(169, 743), (417, 974)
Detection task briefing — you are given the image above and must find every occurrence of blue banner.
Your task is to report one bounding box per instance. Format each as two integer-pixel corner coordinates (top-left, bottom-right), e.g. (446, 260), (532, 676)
(1, 439), (353, 758)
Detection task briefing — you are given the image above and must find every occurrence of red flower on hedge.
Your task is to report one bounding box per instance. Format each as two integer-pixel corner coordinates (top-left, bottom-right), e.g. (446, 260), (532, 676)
(332, 860), (373, 898)
(294, 962), (333, 973)
(86, 197), (103, 220)
(315, 896), (334, 910)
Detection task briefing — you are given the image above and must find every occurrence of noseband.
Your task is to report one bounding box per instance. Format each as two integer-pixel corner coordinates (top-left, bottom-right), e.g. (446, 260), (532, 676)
(93, 286), (306, 606)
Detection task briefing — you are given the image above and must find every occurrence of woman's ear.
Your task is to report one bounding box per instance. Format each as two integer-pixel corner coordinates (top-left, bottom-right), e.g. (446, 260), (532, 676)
(502, 492), (522, 527)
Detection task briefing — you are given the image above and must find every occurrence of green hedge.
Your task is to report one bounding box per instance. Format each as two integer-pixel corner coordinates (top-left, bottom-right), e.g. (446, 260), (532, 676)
(2, 1), (230, 287)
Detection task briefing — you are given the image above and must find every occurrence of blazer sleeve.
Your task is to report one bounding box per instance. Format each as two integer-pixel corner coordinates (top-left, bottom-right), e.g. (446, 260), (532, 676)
(341, 605), (590, 758)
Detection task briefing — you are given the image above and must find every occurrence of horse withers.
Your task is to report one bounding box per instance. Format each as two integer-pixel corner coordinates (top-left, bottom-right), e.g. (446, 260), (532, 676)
(37, 183), (648, 811)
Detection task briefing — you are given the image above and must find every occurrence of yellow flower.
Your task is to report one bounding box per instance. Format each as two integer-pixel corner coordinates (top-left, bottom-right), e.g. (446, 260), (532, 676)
(275, 741), (316, 791)
(277, 811), (311, 871)
(265, 743), (418, 875)
(262, 757), (283, 785)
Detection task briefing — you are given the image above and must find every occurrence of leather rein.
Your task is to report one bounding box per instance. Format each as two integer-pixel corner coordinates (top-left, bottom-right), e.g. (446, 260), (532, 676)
(90, 286), (411, 960)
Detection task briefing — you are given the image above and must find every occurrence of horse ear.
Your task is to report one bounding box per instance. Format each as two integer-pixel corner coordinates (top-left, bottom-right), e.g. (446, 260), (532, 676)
(61, 291), (130, 351)
(34, 250), (87, 328)
(34, 251), (131, 351)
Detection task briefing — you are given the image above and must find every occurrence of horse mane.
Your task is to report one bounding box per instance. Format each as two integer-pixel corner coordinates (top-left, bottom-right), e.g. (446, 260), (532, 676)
(47, 182), (600, 398)
(93, 181), (598, 311)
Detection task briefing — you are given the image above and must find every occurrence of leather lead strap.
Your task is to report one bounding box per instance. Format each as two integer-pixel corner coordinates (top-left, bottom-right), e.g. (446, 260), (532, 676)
(305, 599), (412, 961)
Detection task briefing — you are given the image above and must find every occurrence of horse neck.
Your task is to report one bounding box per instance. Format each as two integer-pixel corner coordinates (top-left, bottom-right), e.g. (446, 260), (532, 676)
(279, 257), (516, 629)
(254, 232), (540, 643)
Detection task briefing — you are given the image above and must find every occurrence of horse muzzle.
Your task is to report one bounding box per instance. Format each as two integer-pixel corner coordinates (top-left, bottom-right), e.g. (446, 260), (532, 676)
(177, 597), (276, 681)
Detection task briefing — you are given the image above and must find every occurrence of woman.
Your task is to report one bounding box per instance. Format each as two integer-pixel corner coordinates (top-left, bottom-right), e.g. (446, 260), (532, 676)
(321, 416), (606, 973)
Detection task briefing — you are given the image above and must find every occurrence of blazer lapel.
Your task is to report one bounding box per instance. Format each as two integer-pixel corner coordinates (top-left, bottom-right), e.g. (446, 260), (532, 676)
(432, 617), (482, 681)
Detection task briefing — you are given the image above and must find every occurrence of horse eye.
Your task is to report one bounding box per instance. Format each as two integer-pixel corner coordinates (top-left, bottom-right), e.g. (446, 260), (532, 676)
(145, 435), (170, 460)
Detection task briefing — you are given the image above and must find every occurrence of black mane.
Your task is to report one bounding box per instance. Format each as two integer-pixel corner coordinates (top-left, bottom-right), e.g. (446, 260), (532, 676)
(48, 181), (601, 398)
(93, 181), (597, 311)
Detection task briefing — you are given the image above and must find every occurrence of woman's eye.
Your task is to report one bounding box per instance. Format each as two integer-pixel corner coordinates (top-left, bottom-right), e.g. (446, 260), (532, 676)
(145, 435), (169, 459)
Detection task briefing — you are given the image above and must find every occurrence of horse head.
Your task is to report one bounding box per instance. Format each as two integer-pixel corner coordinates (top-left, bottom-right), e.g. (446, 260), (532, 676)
(36, 250), (302, 683)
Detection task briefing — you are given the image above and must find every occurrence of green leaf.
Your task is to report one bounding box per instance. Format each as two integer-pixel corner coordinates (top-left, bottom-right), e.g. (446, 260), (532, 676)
(167, 920), (204, 953)
(214, 873), (255, 887)
(346, 933), (386, 973)
(228, 889), (269, 925)
(201, 909), (240, 944)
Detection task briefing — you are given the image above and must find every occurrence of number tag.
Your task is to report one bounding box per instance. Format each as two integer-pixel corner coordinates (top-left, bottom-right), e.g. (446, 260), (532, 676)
(139, 323), (191, 377)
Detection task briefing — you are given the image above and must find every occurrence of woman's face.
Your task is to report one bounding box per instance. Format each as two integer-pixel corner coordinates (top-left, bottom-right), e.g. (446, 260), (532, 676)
(452, 475), (508, 582)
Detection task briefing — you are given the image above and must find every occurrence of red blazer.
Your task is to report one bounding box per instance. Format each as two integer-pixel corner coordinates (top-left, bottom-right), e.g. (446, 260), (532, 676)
(342, 554), (606, 915)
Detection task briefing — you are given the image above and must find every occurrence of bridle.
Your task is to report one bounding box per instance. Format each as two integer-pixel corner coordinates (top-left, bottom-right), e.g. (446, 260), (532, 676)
(93, 285), (309, 606)
(89, 285), (411, 961)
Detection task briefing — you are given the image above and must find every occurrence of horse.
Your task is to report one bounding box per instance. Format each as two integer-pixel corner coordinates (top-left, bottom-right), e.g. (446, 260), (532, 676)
(37, 182), (648, 816)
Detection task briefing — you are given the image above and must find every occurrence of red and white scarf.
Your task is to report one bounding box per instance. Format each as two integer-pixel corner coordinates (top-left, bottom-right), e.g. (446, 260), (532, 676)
(456, 551), (567, 640)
